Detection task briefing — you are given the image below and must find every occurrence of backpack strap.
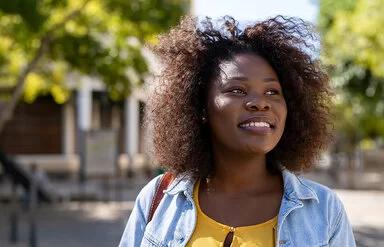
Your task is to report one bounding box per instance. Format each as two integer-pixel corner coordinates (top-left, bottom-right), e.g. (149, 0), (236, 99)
(147, 172), (175, 224)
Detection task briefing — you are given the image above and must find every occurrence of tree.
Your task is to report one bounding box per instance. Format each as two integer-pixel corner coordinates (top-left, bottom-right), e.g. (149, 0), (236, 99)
(0, 0), (189, 133)
(319, 0), (384, 188)
(319, 0), (384, 142)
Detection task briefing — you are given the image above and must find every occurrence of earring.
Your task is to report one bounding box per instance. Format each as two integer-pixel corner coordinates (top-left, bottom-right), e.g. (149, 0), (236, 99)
(206, 175), (214, 194)
(202, 109), (207, 123)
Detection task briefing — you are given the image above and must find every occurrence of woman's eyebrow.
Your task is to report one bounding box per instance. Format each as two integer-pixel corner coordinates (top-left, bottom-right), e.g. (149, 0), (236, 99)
(227, 76), (248, 81)
(227, 76), (280, 83)
(263, 77), (280, 83)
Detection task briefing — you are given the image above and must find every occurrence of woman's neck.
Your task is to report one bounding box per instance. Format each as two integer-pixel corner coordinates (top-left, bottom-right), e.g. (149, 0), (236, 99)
(209, 149), (280, 195)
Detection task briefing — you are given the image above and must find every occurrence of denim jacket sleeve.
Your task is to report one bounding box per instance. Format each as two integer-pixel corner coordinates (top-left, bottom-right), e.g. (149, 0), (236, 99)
(283, 173), (356, 246)
(118, 175), (162, 247)
(329, 202), (356, 247)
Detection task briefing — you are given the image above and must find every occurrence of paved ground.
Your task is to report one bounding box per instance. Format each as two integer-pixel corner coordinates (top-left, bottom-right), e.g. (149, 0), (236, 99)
(0, 176), (383, 247)
(0, 178), (145, 247)
(336, 190), (384, 247)
(0, 202), (133, 247)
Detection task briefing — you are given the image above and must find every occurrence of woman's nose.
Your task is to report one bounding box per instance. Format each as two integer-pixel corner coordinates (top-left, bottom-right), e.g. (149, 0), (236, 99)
(245, 96), (271, 111)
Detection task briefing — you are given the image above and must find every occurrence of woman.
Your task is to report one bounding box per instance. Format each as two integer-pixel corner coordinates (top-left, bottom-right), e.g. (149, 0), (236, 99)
(119, 16), (356, 246)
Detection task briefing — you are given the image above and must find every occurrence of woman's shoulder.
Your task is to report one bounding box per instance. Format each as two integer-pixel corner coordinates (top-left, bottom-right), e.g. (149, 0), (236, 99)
(295, 174), (344, 211)
(133, 173), (192, 220)
(289, 174), (348, 231)
(135, 173), (190, 202)
(283, 170), (343, 210)
(282, 174), (355, 246)
(132, 175), (160, 210)
(297, 175), (338, 196)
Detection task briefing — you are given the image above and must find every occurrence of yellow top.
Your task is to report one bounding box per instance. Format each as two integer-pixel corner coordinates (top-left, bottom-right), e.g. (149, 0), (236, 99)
(186, 180), (278, 247)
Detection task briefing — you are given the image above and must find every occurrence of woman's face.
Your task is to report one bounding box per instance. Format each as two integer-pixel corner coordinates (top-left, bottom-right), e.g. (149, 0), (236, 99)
(206, 53), (287, 155)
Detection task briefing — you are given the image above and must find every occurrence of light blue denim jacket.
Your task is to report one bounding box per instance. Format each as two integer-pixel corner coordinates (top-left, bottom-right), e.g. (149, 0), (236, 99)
(119, 170), (356, 246)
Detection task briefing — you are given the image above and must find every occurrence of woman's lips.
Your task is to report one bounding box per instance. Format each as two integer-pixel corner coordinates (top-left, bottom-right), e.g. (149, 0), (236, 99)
(239, 116), (275, 128)
(238, 116), (276, 134)
(239, 121), (274, 134)
(239, 121), (271, 128)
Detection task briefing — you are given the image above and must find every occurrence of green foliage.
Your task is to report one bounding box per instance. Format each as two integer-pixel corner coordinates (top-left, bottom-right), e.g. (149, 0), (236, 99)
(0, 0), (189, 103)
(319, 0), (384, 141)
(0, 0), (46, 31)
(318, 0), (356, 32)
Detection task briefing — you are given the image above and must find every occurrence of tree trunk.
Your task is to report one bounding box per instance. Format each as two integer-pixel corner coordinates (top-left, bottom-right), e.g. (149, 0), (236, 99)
(0, 36), (51, 134)
(0, 0), (91, 134)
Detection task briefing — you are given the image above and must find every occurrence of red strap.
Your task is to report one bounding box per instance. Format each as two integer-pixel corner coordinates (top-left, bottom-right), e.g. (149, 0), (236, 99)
(147, 172), (175, 224)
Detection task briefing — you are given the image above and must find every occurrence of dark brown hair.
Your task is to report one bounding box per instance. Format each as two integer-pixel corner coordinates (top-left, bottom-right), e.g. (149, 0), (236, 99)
(146, 15), (332, 178)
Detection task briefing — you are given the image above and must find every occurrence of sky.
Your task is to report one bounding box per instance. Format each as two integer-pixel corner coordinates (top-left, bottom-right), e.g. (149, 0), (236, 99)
(192, 0), (318, 24)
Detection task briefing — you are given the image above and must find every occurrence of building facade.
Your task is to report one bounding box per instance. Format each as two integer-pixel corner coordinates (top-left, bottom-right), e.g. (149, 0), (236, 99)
(0, 78), (146, 178)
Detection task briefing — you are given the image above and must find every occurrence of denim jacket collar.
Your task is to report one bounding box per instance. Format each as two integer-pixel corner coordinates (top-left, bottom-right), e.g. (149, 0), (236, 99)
(164, 173), (194, 196)
(165, 170), (319, 203)
(281, 170), (319, 203)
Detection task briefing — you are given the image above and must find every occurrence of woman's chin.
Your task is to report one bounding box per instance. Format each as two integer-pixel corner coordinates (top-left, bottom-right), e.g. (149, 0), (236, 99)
(241, 145), (274, 155)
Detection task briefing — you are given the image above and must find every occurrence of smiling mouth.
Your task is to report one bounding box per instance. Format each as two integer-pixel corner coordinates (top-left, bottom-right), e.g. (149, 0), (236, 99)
(239, 121), (275, 129)
(239, 121), (273, 128)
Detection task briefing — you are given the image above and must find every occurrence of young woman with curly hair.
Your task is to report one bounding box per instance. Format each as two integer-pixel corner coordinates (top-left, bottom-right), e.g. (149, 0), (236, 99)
(119, 15), (356, 247)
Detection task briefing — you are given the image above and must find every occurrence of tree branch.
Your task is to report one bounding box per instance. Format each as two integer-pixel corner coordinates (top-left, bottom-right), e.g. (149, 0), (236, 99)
(0, 0), (92, 134)
(46, 0), (92, 36)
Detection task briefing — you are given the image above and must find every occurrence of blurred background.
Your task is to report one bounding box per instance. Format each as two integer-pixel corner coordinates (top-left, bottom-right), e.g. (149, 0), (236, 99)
(0, 0), (382, 246)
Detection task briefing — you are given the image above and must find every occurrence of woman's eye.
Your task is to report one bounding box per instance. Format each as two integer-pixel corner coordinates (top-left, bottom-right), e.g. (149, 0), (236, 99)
(230, 88), (245, 94)
(265, 90), (279, 95)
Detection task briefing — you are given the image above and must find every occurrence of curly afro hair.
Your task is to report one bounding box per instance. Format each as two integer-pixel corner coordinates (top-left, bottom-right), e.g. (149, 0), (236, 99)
(146, 15), (332, 178)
